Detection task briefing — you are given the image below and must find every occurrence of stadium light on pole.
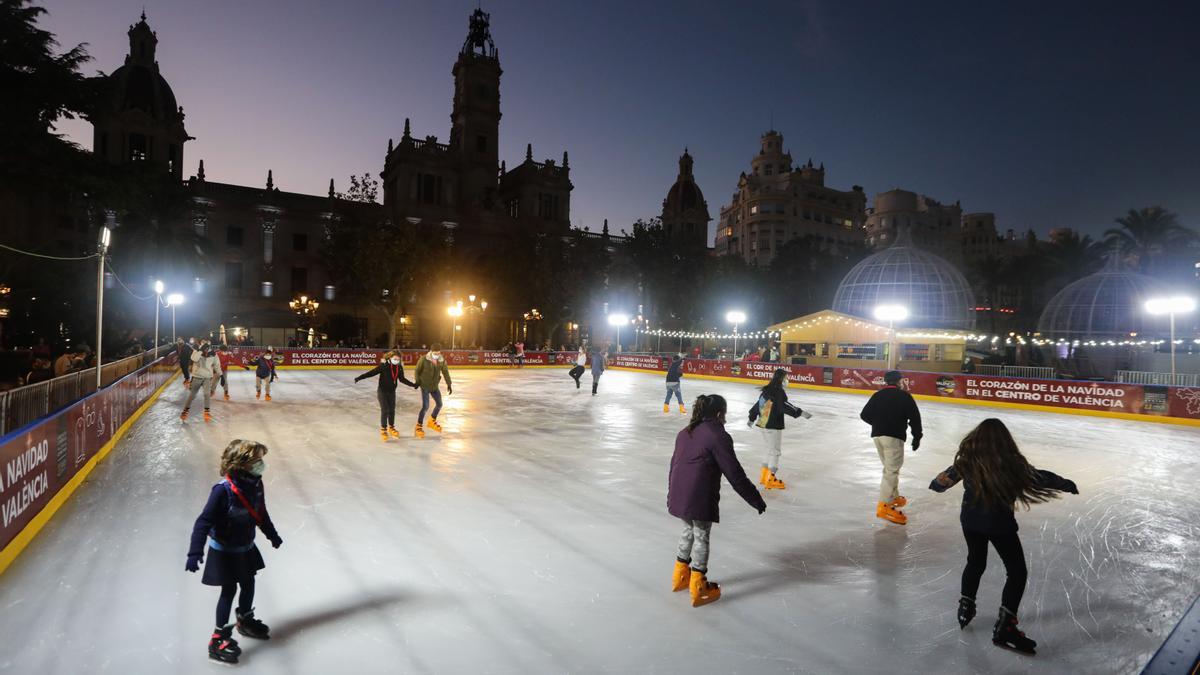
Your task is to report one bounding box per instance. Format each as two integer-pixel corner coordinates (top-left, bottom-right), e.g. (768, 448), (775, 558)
(167, 293), (185, 344)
(447, 304), (464, 348)
(1145, 296), (1196, 380)
(95, 225), (112, 388)
(725, 311), (746, 359)
(608, 313), (629, 352)
(873, 304), (909, 369)
(153, 280), (164, 359)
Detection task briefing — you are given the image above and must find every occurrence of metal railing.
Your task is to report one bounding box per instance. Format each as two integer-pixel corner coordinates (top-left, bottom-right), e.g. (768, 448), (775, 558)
(974, 364), (1057, 379)
(1115, 370), (1200, 387)
(0, 347), (169, 435)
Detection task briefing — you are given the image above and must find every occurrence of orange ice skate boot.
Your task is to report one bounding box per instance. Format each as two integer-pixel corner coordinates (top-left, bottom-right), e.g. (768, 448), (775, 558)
(679, 404), (686, 414)
(663, 404), (670, 413)
(759, 466), (770, 486)
(180, 409), (189, 421)
(890, 496), (908, 508)
(414, 423), (425, 439)
(764, 471), (787, 490)
(672, 559), (690, 592)
(876, 501), (908, 525)
(388, 426), (400, 438)
(264, 394), (272, 401)
(427, 417), (443, 433)
(689, 570), (721, 607)
(203, 410), (212, 423)
(380, 428), (389, 442)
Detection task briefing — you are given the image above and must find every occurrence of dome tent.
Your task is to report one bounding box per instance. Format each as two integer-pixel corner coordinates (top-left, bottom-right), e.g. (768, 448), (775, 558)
(1037, 256), (1168, 338)
(832, 229), (975, 331)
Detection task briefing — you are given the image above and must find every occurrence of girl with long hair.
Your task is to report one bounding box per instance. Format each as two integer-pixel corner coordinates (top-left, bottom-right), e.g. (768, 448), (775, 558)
(929, 418), (1078, 655)
(668, 394), (766, 607)
(355, 350), (418, 441)
(746, 367), (812, 490)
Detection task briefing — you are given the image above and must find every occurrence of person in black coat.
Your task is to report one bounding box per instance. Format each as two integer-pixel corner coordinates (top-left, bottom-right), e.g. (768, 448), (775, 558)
(859, 370), (922, 524)
(668, 394), (765, 607)
(747, 368), (812, 490)
(355, 351), (417, 441)
(186, 439), (283, 665)
(663, 354), (686, 413)
(929, 418), (1078, 655)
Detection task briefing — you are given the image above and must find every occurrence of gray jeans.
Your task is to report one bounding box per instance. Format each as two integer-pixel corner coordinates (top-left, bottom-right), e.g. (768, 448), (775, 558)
(184, 377), (212, 410)
(759, 428), (782, 472)
(676, 519), (712, 572)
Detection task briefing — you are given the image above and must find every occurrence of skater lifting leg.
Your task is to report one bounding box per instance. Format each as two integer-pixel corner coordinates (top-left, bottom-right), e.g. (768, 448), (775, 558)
(355, 351), (417, 441)
(929, 418), (1078, 655)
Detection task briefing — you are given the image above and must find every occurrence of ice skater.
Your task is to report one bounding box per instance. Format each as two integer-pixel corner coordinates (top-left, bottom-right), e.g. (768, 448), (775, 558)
(211, 345), (247, 401)
(746, 367), (812, 490)
(186, 439), (283, 665)
(663, 353), (686, 413)
(589, 346), (606, 395)
(178, 337), (194, 387)
(929, 418), (1078, 655)
(859, 370), (922, 525)
(514, 341), (525, 368)
(668, 394), (766, 607)
(413, 344), (452, 439)
(251, 347), (280, 401)
(182, 341), (221, 422)
(355, 351), (417, 441)
(568, 347), (587, 389)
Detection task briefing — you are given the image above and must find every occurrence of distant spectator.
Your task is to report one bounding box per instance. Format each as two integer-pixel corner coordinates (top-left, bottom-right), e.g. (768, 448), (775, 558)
(32, 338), (51, 361)
(25, 358), (54, 385)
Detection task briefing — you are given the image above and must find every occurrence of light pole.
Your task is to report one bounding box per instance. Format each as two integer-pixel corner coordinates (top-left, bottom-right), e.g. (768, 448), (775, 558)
(1145, 296), (1197, 380)
(167, 293), (185, 344)
(726, 311), (746, 359)
(95, 225), (111, 387)
(153, 280), (163, 359)
(608, 313), (628, 352)
(447, 304), (463, 348)
(873, 304), (909, 370)
(461, 294), (487, 347)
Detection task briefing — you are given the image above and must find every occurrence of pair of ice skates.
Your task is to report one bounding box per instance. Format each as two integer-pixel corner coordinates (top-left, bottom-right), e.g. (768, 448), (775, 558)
(759, 466), (786, 490)
(671, 559), (720, 607)
(209, 609), (270, 664)
(180, 409), (212, 423)
(381, 416), (442, 441)
(957, 598), (1037, 655)
(875, 497), (908, 524)
(662, 404), (686, 413)
(255, 391), (272, 401)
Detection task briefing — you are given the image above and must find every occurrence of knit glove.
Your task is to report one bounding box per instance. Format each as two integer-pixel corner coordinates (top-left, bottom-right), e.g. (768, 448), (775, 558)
(911, 437), (921, 451)
(757, 504), (766, 515)
(1061, 480), (1079, 495)
(185, 554), (202, 572)
(269, 535), (283, 549)
(800, 410), (813, 419)
(447, 387), (453, 396)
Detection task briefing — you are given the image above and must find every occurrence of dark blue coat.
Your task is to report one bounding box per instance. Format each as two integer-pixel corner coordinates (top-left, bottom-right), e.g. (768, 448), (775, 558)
(188, 473), (280, 557)
(253, 354), (278, 380)
(668, 420), (765, 523)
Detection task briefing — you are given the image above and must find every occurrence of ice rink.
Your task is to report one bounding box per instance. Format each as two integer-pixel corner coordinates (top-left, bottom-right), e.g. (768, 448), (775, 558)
(0, 366), (1197, 674)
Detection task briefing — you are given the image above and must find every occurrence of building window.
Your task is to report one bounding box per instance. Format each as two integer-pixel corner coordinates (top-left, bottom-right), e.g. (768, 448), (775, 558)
(293, 233), (308, 251)
(261, 281), (274, 298)
(507, 199), (519, 219)
(224, 262), (243, 290)
(537, 193), (559, 219)
(417, 173), (443, 205)
(226, 225), (243, 246)
(765, 165), (773, 175)
(749, 205), (759, 215)
(129, 133), (147, 161)
(324, 285), (336, 301)
(291, 267), (308, 295)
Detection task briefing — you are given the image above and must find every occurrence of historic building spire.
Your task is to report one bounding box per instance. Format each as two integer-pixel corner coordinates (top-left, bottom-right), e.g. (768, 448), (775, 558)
(661, 148), (710, 249)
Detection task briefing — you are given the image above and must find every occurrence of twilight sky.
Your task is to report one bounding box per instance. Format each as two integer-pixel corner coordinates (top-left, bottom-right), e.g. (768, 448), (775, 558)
(45, 0), (1200, 242)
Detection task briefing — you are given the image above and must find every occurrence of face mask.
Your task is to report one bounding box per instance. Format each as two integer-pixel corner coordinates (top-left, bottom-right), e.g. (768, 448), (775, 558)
(248, 459), (266, 477)
(429, 353), (441, 362)
(390, 357), (401, 365)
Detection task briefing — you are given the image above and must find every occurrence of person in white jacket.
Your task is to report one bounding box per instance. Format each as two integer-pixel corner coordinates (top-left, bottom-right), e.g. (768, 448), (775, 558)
(568, 347), (587, 389)
(183, 341), (222, 422)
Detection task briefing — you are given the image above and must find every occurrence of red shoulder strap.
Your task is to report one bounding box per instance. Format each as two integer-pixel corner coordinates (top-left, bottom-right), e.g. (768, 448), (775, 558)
(224, 475), (263, 525)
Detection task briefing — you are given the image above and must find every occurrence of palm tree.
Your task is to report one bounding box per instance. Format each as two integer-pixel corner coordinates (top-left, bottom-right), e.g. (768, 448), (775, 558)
(1045, 231), (1104, 281)
(1104, 207), (1197, 276)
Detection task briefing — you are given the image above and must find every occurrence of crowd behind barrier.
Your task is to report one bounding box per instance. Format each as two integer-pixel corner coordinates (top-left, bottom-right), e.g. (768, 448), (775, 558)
(0, 351), (179, 567)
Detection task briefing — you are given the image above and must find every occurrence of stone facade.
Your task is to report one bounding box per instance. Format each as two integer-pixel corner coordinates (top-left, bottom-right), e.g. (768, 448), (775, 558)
(714, 131), (866, 266)
(659, 149), (710, 248)
(864, 189), (963, 264)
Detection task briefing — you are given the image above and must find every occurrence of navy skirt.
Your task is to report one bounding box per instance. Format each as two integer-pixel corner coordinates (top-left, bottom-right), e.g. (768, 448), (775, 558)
(201, 544), (265, 586)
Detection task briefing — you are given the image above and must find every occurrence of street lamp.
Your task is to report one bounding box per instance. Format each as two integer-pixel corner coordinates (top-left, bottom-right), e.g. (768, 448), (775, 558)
(153, 280), (164, 359)
(458, 294), (487, 347)
(873, 304), (909, 369)
(447, 304), (463, 348)
(607, 313), (629, 352)
(1145, 296), (1197, 380)
(725, 310), (746, 359)
(166, 293), (185, 345)
(522, 308), (542, 343)
(95, 225), (112, 387)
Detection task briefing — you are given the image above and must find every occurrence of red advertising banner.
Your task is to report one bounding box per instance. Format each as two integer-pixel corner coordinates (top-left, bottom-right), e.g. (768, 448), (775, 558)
(0, 355), (178, 553)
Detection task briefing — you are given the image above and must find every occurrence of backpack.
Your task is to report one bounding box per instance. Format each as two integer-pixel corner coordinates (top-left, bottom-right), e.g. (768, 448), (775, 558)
(755, 394), (773, 428)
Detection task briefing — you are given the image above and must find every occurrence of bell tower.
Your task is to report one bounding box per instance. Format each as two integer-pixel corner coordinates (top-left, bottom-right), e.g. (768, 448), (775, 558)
(451, 9), (502, 207)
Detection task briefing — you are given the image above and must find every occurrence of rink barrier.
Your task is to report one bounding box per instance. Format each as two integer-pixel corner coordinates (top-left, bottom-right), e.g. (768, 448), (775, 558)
(1142, 593), (1200, 675)
(217, 349), (1200, 425)
(0, 354), (179, 576)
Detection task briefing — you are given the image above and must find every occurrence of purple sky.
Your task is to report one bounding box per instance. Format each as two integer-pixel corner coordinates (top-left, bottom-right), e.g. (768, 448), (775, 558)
(45, 1), (1200, 242)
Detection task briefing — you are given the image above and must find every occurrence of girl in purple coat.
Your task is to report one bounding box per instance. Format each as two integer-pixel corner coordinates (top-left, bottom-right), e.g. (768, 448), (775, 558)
(186, 439), (283, 665)
(668, 394), (766, 607)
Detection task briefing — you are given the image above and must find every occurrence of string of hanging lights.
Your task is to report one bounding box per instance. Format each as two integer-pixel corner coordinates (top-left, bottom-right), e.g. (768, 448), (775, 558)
(635, 327), (781, 340)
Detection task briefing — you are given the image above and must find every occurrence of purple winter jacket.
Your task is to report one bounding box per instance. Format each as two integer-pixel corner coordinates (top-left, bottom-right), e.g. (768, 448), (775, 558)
(668, 420), (766, 523)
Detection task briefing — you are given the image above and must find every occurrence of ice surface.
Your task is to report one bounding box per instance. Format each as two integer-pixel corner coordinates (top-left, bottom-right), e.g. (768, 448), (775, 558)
(0, 367), (1197, 674)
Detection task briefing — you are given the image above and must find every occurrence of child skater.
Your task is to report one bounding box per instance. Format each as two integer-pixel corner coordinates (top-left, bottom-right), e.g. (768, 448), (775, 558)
(929, 418), (1078, 655)
(186, 439), (283, 665)
(663, 353), (685, 413)
(355, 351), (418, 441)
(251, 347), (280, 401)
(568, 346), (587, 389)
(668, 394), (766, 607)
(746, 367), (812, 490)
(182, 341), (222, 422)
(211, 345), (247, 401)
(413, 344), (452, 439)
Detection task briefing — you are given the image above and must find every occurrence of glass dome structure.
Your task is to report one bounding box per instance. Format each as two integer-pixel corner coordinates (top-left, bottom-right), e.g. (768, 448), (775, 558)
(832, 234), (975, 330)
(1036, 257), (1168, 338)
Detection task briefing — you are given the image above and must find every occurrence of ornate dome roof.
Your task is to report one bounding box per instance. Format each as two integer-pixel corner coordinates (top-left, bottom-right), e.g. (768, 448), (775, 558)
(666, 181), (702, 210)
(106, 63), (180, 122)
(1036, 257), (1168, 338)
(832, 233), (975, 330)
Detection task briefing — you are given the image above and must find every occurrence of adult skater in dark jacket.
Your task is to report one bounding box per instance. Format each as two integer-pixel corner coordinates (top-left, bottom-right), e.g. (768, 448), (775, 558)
(668, 394), (766, 608)
(178, 338), (194, 386)
(859, 370), (922, 524)
(747, 368), (812, 490)
(355, 351), (417, 441)
(186, 439), (283, 665)
(251, 347), (280, 400)
(929, 418), (1077, 655)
